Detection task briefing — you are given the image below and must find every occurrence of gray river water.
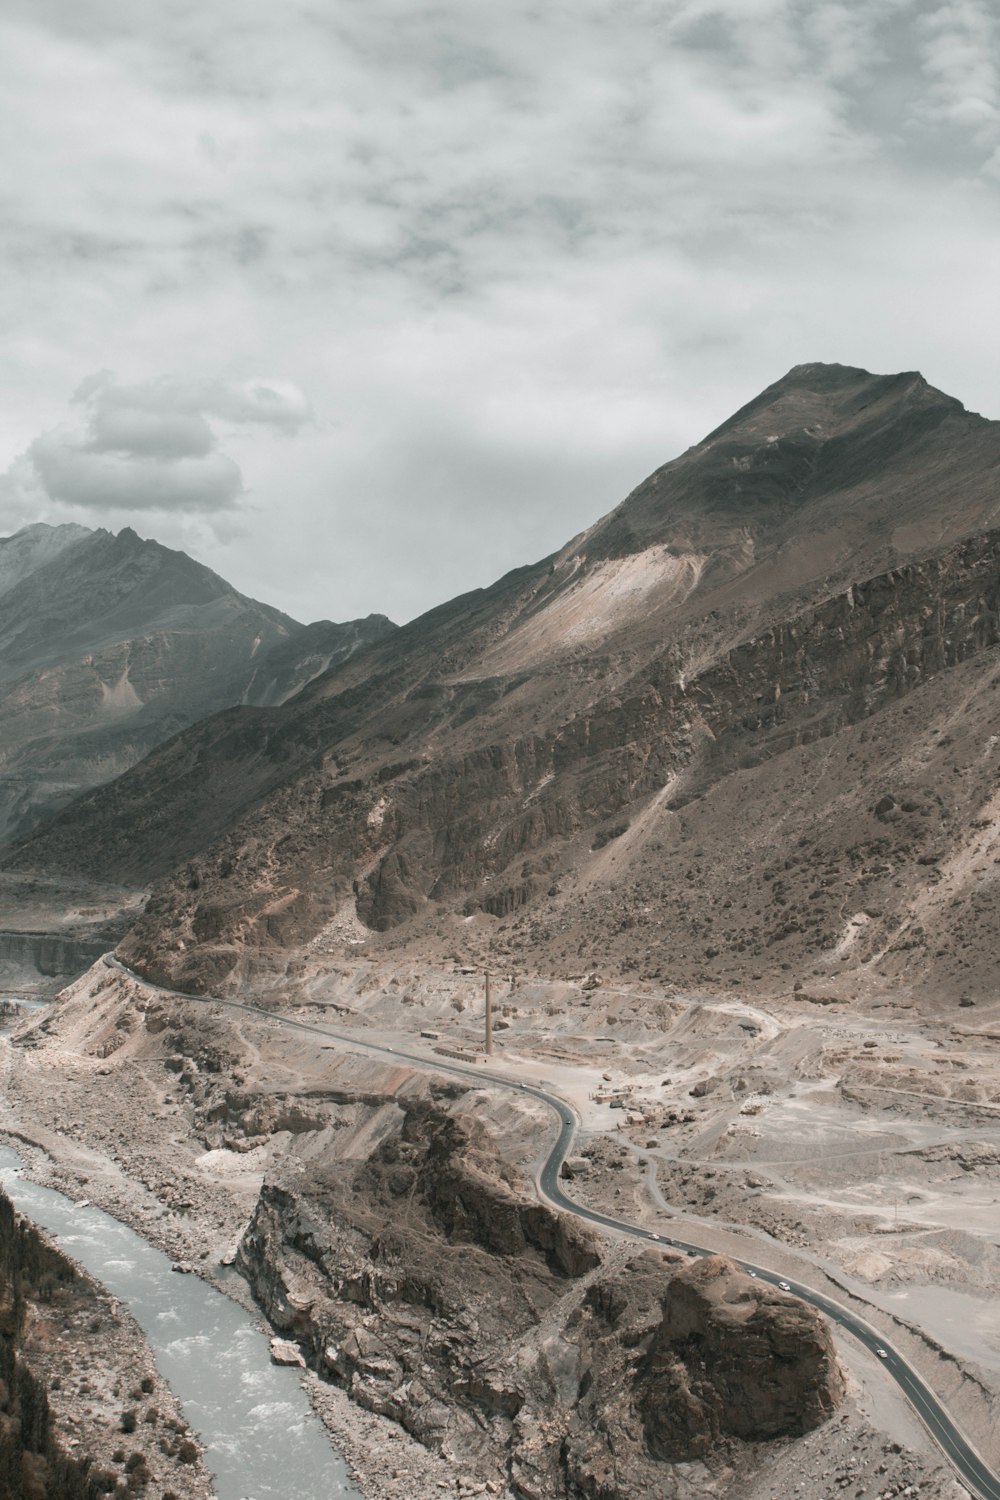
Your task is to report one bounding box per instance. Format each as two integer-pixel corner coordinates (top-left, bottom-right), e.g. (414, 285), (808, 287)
(0, 996), (361, 1500)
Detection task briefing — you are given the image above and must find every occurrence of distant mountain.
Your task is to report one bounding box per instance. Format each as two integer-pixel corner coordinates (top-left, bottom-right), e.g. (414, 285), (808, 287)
(10, 365), (1000, 1006)
(238, 616), (398, 708)
(0, 523), (395, 843)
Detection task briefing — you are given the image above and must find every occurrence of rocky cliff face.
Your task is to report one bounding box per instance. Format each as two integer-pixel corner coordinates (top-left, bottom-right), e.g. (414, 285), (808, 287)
(0, 931), (108, 979)
(9, 364), (1000, 1002)
(0, 1190), (83, 1500)
(233, 1098), (842, 1499)
(0, 522), (395, 845)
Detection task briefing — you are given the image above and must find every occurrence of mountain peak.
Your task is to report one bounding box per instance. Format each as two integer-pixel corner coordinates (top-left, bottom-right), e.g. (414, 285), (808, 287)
(560, 361), (988, 589)
(2, 520), (93, 549)
(8, 358), (1000, 1009)
(775, 360), (920, 391)
(777, 360), (878, 387)
(698, 361), (964, 451)
(0, 521), (376, 844)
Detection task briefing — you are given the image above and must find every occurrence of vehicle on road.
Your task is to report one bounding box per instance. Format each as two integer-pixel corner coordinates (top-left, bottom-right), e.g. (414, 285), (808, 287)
(876, 1347), (888, 1359)
(778, 1281), (791, 1291)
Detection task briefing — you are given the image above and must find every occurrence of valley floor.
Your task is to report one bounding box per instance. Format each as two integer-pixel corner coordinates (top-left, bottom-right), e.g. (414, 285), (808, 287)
(3, 952), (997, 1499)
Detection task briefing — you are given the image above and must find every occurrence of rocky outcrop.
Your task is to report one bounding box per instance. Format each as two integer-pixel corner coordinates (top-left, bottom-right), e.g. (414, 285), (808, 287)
(636, 1256), (843, 1456)
(555, 1254), (843, 1499)
(234, 1097), (842, 1498)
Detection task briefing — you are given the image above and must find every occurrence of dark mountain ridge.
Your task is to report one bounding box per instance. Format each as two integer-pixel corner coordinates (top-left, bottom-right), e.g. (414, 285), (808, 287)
(0, 521), (396, 843)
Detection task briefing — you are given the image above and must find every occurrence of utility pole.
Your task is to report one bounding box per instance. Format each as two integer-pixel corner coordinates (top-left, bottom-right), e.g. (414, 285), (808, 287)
(484, 970), (493, 1056)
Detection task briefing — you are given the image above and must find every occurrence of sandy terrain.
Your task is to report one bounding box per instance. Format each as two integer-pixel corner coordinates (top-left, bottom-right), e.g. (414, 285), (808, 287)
(3, 954), (998, 1497)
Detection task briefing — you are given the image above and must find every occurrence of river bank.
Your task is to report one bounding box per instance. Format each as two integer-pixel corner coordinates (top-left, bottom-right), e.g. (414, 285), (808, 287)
(0, 980), (488, 1500)
(0, 1175), (215, 1500)
(0, 1151), (363, 1500)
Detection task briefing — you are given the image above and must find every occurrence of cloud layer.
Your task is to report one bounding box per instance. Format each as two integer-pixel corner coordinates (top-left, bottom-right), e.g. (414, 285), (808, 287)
(1, 1), (999, 622)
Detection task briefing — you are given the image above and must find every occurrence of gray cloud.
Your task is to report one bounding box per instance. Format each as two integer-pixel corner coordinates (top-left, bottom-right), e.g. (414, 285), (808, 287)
(29, 431), (243, 512)
(74, 371), (311, 434)
(8, 371), (310, 516)
(1, 1), (999, 622)
(915, 1), (1000, 160)
(86, 406), (215, 460)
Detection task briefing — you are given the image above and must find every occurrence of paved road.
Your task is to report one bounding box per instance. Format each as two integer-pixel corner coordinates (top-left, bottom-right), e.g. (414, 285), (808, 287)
(107, 959), (1000, 1499)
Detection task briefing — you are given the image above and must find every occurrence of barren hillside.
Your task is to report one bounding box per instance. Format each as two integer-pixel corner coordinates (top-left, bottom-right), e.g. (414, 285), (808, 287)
(7, 362), (1000, 1008)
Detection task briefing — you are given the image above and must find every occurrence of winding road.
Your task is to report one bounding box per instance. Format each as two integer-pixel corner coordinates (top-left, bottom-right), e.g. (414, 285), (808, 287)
(106, 958), (1000, 1500)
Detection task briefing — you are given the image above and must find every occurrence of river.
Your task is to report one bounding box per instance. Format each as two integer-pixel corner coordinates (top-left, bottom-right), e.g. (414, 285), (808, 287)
(0, 998), (361, 1500)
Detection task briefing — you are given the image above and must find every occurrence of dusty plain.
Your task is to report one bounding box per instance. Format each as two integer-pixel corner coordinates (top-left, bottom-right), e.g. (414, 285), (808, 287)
(2, 946), (996, 1499)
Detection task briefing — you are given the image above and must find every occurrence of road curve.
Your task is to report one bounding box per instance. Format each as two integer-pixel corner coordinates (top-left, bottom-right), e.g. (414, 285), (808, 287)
(105, 958), (1000, 1500)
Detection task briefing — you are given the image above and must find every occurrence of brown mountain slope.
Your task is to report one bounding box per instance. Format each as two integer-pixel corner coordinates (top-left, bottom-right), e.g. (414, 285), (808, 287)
(7, 363), (1000, 1003)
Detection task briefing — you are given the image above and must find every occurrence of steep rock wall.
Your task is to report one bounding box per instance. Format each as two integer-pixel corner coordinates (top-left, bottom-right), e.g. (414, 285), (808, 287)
(0, 933), (108, 980)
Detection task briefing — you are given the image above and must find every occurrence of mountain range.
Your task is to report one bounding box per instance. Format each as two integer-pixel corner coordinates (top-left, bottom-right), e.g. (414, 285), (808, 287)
(0, 522), (395, 844)
(6, 361), (1000, 1007)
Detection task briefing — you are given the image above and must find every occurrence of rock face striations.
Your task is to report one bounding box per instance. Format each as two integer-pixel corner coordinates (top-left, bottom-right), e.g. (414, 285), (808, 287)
(8, 363), (1000, 1001)
(0, 522), (395, 845)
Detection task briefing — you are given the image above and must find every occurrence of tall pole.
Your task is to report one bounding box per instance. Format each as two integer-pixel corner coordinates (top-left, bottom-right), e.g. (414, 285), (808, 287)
(485, 970), (493, 1056)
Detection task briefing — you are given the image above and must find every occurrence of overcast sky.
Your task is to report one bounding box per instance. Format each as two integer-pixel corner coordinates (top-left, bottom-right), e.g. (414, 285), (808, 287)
(2, 1), (999, 625)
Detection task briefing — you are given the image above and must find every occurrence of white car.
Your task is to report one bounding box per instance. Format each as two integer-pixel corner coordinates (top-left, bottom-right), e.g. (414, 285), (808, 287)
(651, 1233), (661, 1241)
(778, 1281), (791, 1291)
(876, 1347), (888, 1359)
(747, 1270), (758, 1278)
